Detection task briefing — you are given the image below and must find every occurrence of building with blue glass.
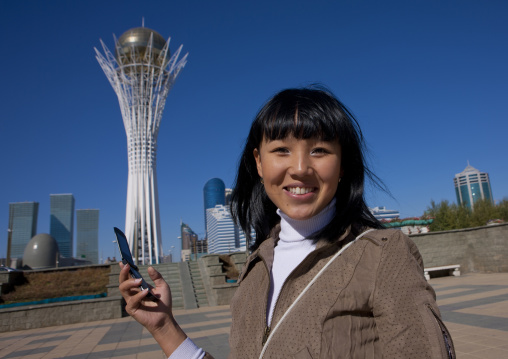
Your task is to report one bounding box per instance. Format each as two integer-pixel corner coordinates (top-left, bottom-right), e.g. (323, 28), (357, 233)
(203, 178), (226, 233)
(76, 209), (99, 264)
(454, 163), (493, 210)
(50, 194), (75, 258)
(8, 202), (39, 260)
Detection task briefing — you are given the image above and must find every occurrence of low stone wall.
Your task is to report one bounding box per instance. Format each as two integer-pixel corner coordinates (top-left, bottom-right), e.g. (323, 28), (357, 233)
(199, 254), (240, 306)
(410, 223), (508, 273)
(0, 296), (123, 333)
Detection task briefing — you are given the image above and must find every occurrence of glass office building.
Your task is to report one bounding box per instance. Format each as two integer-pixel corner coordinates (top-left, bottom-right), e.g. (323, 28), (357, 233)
(76, 209), (99, 264)
(50, 194), (75, 258)
(203, 178), (226, 233)
(206, 204), (254, 254)
(454, 163), (493, 210)
(8, 202), (39, 259)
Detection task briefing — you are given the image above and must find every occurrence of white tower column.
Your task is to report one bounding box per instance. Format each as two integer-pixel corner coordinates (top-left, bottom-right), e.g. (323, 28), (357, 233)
(95, 27), (187, 264)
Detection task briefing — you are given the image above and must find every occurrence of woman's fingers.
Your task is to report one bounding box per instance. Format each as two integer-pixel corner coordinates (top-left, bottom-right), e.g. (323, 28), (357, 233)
(119, 262), (131, 283)
(147, 267), (168, 288)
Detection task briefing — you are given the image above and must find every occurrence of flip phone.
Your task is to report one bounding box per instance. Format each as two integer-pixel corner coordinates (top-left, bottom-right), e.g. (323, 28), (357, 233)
(113, 227), (158, 301)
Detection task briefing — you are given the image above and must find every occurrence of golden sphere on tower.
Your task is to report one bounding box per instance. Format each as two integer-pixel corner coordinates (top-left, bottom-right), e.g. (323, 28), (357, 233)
(115, 27), (168, 67)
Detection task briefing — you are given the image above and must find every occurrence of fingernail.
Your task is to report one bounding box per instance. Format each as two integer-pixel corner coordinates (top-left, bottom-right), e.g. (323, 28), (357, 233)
(134, 278), (142, 283)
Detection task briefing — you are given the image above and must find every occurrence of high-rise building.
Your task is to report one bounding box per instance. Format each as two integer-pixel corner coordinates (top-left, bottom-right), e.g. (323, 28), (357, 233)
(180, 222), (207, 261)
(50, 194), (75, 258)
(7, 202), (39, 260)
(203, 178), (226, 233)
(181, 222), (198, 261)
(206, 205), (253, 254)
(96, 27), (187, 264)
(454, 163), (493, 210)
(76, 209), (99, 264)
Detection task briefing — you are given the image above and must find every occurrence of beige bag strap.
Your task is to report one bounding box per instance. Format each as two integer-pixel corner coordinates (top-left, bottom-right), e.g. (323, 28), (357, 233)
(259, 228), (376, 359)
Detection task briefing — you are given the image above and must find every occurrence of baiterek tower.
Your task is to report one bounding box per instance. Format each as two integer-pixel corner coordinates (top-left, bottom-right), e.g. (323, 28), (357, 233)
(95, 26), (187, 264)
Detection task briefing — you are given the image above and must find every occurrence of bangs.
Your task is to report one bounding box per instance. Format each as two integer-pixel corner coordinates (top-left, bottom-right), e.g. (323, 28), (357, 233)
(261, 102), (340, 142)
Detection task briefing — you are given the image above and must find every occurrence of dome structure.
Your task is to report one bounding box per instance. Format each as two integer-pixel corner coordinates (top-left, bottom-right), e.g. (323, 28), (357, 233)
(23, 233), (59, 269)
(115, 27), (168, 67)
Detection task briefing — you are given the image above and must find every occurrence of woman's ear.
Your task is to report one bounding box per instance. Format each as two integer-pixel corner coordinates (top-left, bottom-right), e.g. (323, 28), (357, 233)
(253, 148), (263, 178)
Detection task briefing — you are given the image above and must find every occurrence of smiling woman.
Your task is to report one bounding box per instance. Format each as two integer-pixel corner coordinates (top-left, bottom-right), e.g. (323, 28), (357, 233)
(118, 86), (456, 359)
(232, 86), (383, 249)
(253, 136), (342, 220)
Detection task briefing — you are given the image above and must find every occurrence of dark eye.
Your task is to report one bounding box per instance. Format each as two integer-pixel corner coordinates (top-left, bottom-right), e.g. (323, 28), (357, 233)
(272, 147), (289, 154)
(312, 147), (329, 155)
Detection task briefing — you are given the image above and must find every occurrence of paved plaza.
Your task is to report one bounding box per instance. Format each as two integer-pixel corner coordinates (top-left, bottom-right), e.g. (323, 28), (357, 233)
(1, 272), (508, 358)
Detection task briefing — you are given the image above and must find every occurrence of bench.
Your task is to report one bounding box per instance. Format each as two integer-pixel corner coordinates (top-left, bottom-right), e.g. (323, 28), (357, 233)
(424, 265), (460, 281)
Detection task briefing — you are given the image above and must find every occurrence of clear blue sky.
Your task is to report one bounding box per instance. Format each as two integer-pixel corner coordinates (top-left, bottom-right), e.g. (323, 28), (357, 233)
(1, 0), (507, 262)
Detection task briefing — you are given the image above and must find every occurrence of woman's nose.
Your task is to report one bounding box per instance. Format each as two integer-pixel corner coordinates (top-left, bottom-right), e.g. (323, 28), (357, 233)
(288, 154), (312, 176)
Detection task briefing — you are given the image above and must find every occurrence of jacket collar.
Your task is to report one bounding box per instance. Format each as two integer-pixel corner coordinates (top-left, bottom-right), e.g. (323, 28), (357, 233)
(250, 224), (354, 274)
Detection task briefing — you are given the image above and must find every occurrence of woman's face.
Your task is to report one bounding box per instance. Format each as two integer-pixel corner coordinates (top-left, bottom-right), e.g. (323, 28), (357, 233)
(254, 135), (342, 220)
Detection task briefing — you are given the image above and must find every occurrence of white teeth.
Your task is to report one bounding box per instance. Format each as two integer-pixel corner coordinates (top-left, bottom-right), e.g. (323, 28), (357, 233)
(289, 187), (312, 194)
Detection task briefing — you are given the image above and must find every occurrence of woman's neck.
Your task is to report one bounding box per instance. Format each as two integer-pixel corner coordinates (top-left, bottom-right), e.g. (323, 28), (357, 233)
(277, 198), (336, 241)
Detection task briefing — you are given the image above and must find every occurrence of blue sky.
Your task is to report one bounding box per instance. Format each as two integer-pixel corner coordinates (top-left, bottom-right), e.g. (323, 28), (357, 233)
(1, 0), (507, 262)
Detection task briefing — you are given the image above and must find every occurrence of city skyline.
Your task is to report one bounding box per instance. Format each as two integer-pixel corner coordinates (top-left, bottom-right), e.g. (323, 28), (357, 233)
(1, 1), (507, 262)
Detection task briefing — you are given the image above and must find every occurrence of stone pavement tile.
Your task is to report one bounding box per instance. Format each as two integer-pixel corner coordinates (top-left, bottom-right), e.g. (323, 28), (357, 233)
(457, 300), (508, 318)
(187, 326), (230, 340)
(41, 328), (96, 358)
(2, 346), (57, 359)
(454, 340), (490, 354)
(180, 317), (232, 330)
(205, 311), (232, 318)
(436, 287), (475, 296)
(0, 333), (37, 358)
(464, 347), (508, 358)
(173, 305), (230, 316)
(136, 349), (166, 358)
(438, 288), (508, 306)
(65, 327), (110, 356)
(194, 333), (230, 359)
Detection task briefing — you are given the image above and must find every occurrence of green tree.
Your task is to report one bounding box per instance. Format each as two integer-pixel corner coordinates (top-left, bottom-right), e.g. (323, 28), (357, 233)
(424, 198), (508, 231)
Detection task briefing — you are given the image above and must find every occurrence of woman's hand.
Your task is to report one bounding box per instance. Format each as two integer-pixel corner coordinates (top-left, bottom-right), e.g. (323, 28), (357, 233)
(119, 263), (187, 356)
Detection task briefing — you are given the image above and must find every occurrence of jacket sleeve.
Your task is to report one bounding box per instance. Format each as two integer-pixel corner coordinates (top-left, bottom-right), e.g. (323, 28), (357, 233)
(372, 231), (455, 359)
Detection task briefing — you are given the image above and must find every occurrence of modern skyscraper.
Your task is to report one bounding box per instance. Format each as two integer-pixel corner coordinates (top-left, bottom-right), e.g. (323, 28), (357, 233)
(76, 209), (99, 264)
(181, 222), (198, 261)
(180, 222), (207, 261)
(7, 202), (39, 260)
(203, 178), (226, 232)
(96, 27), (187, 264)
(454, 163), (493, 210)
(50, 194), (75, 258)
(206, 204), (253, 254)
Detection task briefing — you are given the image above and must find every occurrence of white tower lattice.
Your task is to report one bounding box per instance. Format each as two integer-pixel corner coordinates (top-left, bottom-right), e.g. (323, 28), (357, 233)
(95, 27), (187, 264)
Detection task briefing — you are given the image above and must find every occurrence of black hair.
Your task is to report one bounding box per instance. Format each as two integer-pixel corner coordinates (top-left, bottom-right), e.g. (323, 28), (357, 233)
(231, 86), (385, 250)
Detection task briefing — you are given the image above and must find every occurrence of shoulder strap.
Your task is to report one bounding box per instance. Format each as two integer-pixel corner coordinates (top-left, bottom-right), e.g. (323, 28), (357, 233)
(258, 228), (376, 358)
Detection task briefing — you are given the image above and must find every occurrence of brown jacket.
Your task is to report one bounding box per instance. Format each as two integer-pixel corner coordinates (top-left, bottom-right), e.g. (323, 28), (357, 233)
(227, 228), (455, 358)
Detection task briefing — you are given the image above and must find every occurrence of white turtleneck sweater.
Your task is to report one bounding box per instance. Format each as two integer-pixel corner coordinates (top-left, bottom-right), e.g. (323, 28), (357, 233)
(170, 199), (336, 359)
(266, 198), (336, 325)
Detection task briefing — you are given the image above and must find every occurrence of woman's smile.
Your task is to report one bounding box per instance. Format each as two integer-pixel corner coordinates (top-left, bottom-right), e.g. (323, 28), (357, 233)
(254, 135), (342, 220)
(285, 186), (315, 195)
